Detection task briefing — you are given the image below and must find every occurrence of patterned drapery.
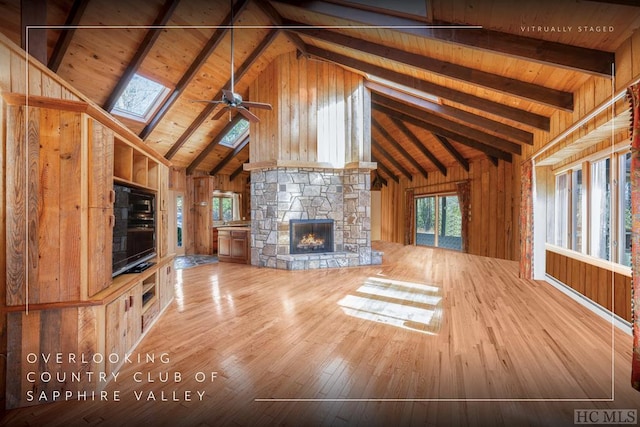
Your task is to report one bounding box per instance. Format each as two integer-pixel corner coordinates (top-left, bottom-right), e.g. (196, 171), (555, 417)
(455, 180), (471, 253)
(628, 82), (640, 391)
(404, 188), (415, 245)
(519, 159), (534, 279)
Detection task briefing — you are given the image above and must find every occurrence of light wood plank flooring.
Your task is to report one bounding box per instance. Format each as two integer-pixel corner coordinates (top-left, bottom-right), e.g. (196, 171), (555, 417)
(3, 242), (639, 426)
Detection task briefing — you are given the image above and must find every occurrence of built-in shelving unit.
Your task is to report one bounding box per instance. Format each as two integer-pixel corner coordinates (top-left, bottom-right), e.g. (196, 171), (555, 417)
(114, 138), (160, 191)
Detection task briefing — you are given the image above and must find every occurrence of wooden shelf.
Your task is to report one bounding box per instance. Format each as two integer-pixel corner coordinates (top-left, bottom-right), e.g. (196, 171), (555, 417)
(114, 138), (160, 190)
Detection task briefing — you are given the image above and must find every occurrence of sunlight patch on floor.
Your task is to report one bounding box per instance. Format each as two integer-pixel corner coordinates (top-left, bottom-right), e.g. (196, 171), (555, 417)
(337, 277), (444, 335)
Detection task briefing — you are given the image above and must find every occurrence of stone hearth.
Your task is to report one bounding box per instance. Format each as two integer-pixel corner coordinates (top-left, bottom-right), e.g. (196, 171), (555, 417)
(251, 167), (382, 270)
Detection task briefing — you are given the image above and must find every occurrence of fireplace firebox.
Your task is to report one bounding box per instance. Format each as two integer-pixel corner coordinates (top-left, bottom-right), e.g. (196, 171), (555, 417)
(290, 219), (334, 254)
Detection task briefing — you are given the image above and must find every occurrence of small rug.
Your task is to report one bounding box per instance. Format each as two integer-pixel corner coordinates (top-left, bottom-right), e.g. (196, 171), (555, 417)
(174, 255), (218, 270)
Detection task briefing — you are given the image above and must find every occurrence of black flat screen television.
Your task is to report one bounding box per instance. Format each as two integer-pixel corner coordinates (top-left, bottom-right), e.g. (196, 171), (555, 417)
(112, 183), (157, 277)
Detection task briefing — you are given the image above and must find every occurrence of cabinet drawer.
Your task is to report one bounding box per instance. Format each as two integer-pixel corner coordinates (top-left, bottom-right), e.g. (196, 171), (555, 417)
(142, 300), (160, 332)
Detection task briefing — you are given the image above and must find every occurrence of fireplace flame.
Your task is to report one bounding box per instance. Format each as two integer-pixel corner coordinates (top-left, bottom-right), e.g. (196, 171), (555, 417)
(297, 233), (325, 249)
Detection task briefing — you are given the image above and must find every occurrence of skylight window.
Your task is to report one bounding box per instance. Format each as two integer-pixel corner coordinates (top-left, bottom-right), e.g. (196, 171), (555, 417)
(111, 74), (169, 122)
(220, 119), (250, 148)
(340, 0), (428, 21)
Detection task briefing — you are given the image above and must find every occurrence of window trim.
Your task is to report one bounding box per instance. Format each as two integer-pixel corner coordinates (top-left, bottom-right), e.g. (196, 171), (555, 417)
(111, 73), (171, 123)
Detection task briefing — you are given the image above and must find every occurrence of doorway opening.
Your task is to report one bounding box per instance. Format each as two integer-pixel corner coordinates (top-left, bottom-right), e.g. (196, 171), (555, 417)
(415, 194), (462, 251)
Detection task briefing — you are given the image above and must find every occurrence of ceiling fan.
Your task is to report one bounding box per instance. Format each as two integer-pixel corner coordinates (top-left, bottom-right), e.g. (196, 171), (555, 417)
(191, 0), (272, 123)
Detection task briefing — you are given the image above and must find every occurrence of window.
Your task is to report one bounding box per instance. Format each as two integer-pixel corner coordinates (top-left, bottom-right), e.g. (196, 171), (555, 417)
(415, 194), (461, 251)
(589, 157), (611, 261)
(176, 195), (183, 248)
(619, 153), (632, 267)
(111, 74), (169, 122)
(554, 174), (569, 248)
(571, 169), (583, 252)
(220, 119), (249, 148)
(212, 196), (233, 223)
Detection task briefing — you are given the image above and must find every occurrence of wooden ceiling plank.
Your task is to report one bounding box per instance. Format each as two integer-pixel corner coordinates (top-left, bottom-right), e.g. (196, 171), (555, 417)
(48, 0), (89, 72)
(365, 80), (533, 145)
(288, 21), (573, 111)
(433, 134), (470, 172)
(371, 117), (429, 179)
(305, 45), (550, 131)
(388, 117), (448, 176)
(102, 0), (181, 112)
(140, 0), (251, 141)
(275, 0), (614, 77)
(209, 135), (250, 176)
(372, 93), (522, 155)
(186, 114), (243, 175)
(371, 154), (400, 183)
(374, 103), (512, 162)
(254, 0), (307, 55)
(372, 137), (413, 180)
(165, 28), (280, 160)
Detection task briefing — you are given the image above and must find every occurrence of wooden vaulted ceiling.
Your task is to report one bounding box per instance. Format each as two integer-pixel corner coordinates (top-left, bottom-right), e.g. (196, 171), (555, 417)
(3, 0), (640, 180)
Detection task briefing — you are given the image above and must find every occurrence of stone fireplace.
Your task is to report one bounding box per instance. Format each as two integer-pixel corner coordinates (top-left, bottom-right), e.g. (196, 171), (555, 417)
(250, 167), (382, 270)
(245, 52), (383, 270)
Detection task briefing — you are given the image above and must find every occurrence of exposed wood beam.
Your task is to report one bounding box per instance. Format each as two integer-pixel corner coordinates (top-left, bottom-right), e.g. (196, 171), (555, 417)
(372, 93), (521, 156)
(253, 0), (307, 55)
(210, 135), (250, 176)
(388, 117), (448, 177)
(277, 0), (614, 77)
(365, 80), (533, 146)
(305, 45), (549, 131)
(371, 117), (428, 179)
(374, 103), (512, 162)
(48, 0), (89, 72)
(433, 135), (469, 172)
(372, 138), (413, 181)
(165, 28), (279, 160)
(288, 21), (573, 111)
(487, 156), (499, 167)
(230, 163), (247, 181)
(186, 114), (243, 175)
(371, 154), (399, 183)
(21, 0), (47, 65)
(102, 0), (180, 112)
(140, 0), (251, 140)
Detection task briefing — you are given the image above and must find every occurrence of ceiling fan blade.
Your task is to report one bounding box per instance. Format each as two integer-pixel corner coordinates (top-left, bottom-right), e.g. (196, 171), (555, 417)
(237, 106), (260, 123)
(212, 106), (230, 120)
(241, 101), (273, 111)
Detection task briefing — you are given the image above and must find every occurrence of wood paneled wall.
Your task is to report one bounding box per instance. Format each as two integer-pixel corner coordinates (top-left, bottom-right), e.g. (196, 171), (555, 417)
(379, 158), (521, 261)
(249, 52), (371, 166)
(546, 249), (631, 322)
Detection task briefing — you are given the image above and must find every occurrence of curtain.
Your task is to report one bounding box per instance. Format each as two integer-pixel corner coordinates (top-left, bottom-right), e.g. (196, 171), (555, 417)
(404, 188), (415, 245)
(455, 180), (471, 253)
(232, 193), (241, 221)
(628, 82), (640, 391)
(519, 159), (534, 279)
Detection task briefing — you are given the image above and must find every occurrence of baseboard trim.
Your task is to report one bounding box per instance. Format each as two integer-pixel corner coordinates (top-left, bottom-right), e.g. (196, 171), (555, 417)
(545, 274), (632, 336)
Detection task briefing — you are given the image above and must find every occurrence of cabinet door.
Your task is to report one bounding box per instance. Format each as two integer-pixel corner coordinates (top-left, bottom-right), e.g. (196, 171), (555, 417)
(218, 232), (231, 257)
(158, 210), (169, 258)
(105, 285), (142, 376)
(88, 118), (114, 209)
(87, 207), (113, 297)
(159, 263), (175, 309)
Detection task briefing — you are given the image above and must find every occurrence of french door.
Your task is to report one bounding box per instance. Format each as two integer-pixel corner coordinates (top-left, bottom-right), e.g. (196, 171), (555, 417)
(415, 194), (462, 251)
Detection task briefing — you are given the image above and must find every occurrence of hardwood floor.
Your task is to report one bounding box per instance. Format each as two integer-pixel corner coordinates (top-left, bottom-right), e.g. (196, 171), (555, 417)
(3, 242), (639, 426)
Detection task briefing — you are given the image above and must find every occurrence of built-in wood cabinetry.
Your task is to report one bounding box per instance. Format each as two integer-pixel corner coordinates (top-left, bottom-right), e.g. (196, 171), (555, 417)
(2, 93), (175, 409)
(218, 227), (250, 264)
